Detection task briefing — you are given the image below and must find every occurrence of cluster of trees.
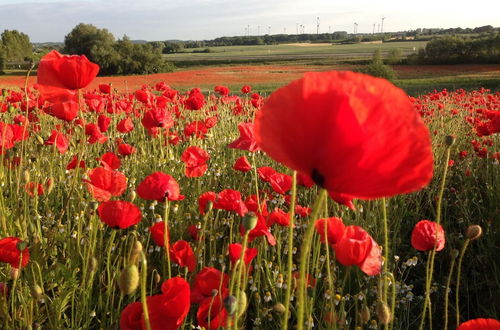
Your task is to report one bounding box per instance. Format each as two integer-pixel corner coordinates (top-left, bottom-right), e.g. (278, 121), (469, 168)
(0, 30), (33, 73)
(64, 23), (174, 75)
(408, 34), (500, 64)
(407, 25), (498, 37)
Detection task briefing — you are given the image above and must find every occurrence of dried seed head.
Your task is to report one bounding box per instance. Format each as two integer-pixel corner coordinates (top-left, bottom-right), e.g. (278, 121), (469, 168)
(466, 225), (482, 241)
(118, 264), (139, 295)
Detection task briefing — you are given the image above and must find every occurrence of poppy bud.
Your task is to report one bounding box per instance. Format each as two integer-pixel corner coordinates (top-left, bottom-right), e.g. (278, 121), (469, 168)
(32, 284), (43, 300)
(45, 177), (55, 194)
(273, 303), (286, 313)
(8, 105), (15, 113)
(154, 272), (161, 284)
(128, 191), (136, 202)
(88, 257), (98, 273)
(10, 267), (19, 280)
(35, 134), (44, 145)
(466, 225), (482, 241)
(237, 290), (248, 317)
(376, 301), (391, 324)
(118, 264), (139, 295)
(1, 89), (7, 97)
(16, 241), (28, 252)
(242, 212), (258, 231)
(360, 305), (371, 324)
(224, 295), (237, 315)
(23, 170), (30, 183)
(451, 249), (459, 259)
(130, 241), (143, 264)
(445, 135), (455, 146)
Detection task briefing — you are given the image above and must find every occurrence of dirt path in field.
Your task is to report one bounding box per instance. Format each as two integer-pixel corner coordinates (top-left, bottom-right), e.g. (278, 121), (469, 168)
(1, 64), (499, 92)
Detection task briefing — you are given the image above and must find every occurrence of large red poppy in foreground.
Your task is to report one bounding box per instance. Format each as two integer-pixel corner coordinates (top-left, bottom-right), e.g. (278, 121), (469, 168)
(254, 71), (433, 199)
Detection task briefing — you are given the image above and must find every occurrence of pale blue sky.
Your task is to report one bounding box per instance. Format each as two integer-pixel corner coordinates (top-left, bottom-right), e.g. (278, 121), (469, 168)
(0, 0), (498, 42)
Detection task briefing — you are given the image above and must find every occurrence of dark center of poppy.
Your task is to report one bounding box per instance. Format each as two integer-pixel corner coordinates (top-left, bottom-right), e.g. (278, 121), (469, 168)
(311, 168), (325, 187)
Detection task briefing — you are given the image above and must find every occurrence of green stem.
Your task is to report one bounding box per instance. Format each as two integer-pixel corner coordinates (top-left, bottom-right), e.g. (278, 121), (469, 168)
(139, 251), (152, 330)
(282, 171), (297, 330)
(455, 239), (470, 328)
(296, 189), (327, 330)
(163, 199), (171, 278)
(443, 252), (457, 330)
(232, 231), (249, 330)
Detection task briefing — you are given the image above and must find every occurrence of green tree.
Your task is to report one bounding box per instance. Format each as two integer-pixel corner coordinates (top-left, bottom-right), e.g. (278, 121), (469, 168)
(360, 49), (396, 81)
(0, 30), (32, 62)
(64, 23), (115, 57)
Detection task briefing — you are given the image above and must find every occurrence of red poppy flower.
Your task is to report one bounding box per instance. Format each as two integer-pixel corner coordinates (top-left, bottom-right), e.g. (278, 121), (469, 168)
(170, 240), (196, 272)
(334, 225), (382, 276)
(118, 143), (136, 156)
(184, 120), (208, 139)
(328, 191), (356, 210)
(233, 156), (252, 172)
(228, 122), (260, 152)
(97, 114), (111, 132)
(457, 318), (500, 330)
(198, 191), (216, 215)
(67, 155), (86, 170)
(85, 123), (108, 144)
(84, 166), (127, 202)
(254, 71), (433, 200)
(292, 271), (316, 288)
(257, 166), (277, 182)
(180, 146), (210, 178)
(136, 172), (184, 202)
(0, 122), (14, 152)
(184, 89), (206, 110)
(297, 172), (315, 188)
(241, 85), (252, 94)
(187, 225), (200, 241)
(267, 208), (292, 227)
(149, 222), (170, 247)
(47, 96), (79, 122)
(100, 152), (121, 169)
(268, 172), (292, 194)
(120, 277), (190, 330)
(295, 205), (311, 218)
(117, 117), (134, 133)
(45, 130), (69, 154)
(204, 116), (218, 128)
(214, 85), (230, 96)
(99, 84), (111, 94)
(36, 50), (99, 99)
(244, 194), (268, 216)
(197, 294), (227, 329)
(228, 243), (258, 266)
(25, 182), (44, 197)
(191, 267), (229, 304)
(315, 217), (345, 244)
(0, 237), (30, 268)
(411, 220), (446, 252)
(142, 108), (174, 130)
(214, 189), (248, 217)
(97, 200), (141, 229)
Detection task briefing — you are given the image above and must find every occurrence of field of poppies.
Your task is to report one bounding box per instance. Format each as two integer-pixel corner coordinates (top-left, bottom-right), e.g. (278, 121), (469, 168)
(0, 51), (498, 330)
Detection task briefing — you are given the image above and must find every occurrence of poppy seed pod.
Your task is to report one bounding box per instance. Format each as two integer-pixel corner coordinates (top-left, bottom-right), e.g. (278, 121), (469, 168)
(466, 225), (482, 240)
(223, 295), (237, 315)
(243, 212), (258, 231)
(118, 264), (139, 295)
(445, 135), (456, 146)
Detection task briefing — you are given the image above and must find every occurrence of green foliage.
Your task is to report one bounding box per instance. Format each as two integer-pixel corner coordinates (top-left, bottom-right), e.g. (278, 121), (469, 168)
(360, 49), (396, 81)
(410, 34), (500, 64)
(0, 29), (32, 62)
(63, 24), (174, 75)
(0, 51), (5, 74)
(387, 48), (404, 64)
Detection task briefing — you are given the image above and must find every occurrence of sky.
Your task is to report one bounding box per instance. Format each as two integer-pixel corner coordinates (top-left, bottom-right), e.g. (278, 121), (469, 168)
(0, 0), (499, 42)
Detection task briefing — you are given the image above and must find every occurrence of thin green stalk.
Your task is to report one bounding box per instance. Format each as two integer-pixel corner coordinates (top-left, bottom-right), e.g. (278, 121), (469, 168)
(232, 231), (249, 330)
(297, 189), (327, 330)
(139, 251), (152, 330)
(443, 252), (457, 330)
(455, 239), (470, 328)
(163, 199), (172, 278)
(282, 171), (297, 330)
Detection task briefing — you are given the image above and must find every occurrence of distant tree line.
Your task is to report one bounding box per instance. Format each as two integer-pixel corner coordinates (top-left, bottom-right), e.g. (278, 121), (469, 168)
(63, 23), (174, 75)
(408, 33), (500, 64)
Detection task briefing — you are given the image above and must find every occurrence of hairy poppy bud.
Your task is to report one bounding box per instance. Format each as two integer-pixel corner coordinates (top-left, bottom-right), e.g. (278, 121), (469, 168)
(10, 267), (19, 280)
(154, 272), (161, 284)
(451, 249), (459, 259)
(237, 291), (248, 317)
(224, 295), (237, 315)
(128, 191), (136, 202)
(273, 303), (286, 313)
(376, 301), (391, 324)
(466, 225), (482, 241)
(360, 305), (371, 324)
(205, 200), (213, 214)
(89, 257), (98, 273)
(23, 170), (30, 183)
(45, 177), (55, 194)
(35, 134), (45, 145)
(32, 284), (43, 300)
(118, 264), (139, 295)
(8, 105), (15, 113)
(1, 89), (7, 97)
(242, 212), (258, 231)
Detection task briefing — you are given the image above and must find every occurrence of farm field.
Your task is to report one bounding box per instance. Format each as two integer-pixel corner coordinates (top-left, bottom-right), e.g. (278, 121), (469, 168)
(1, 63), (499, 96)
(0, 50), (498, 329)
(163, 41), (427, 61)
